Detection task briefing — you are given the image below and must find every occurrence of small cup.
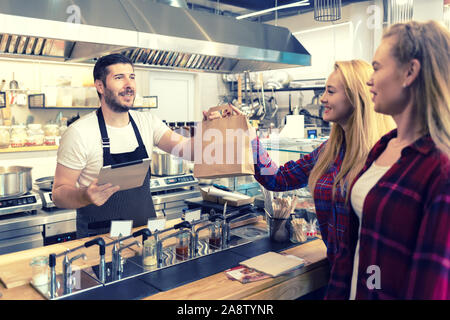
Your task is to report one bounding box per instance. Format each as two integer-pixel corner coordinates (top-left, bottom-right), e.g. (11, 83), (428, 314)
(268, 217), (290, 243)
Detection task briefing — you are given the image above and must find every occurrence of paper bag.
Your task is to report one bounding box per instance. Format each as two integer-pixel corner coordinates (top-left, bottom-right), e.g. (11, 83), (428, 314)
(194, 105), (255, 179)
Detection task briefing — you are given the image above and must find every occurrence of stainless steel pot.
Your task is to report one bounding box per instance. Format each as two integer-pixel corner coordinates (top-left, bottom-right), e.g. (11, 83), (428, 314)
(151, 148), (186, 176)
(35, 176), (54, 191)
(0, 166), (33, 198)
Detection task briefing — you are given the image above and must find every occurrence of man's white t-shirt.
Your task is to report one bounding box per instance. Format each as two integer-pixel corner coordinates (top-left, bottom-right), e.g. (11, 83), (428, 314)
(57, 110), (170, 188)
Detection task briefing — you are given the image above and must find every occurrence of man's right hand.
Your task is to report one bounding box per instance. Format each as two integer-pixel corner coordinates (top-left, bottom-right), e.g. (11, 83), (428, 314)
(83, 178), (120, 206)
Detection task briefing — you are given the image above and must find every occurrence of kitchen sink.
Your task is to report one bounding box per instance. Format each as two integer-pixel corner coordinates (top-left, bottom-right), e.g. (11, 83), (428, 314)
(43, 219), (270, 299)
(230, 225), (268, 241)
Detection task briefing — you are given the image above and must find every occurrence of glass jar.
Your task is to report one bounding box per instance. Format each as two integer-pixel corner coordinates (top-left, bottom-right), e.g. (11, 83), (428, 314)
(208, 221), (222, 252)
(175, 232), (190, 261)
(44, 124), (60, 137)
(30, 256), (49, 287)
(142, 238), (157, 268)
(27, 124), (44, 146)
(44, 136), (56, 146)
(24, 135), (37, 147)
(10, 125), (27, 148)
(0, 126), (10, 149)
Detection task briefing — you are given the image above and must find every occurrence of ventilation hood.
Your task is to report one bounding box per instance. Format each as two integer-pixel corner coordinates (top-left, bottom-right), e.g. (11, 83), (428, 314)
(0, 0), (311, 73)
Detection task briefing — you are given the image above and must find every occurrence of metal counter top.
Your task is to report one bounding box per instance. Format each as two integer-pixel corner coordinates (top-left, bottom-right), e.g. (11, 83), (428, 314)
(0, 208), (76, 233)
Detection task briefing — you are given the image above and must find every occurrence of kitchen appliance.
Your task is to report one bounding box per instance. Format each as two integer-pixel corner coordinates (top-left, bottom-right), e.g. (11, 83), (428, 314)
(0, 0), (311, 73)
(37, 190), (77, 246)
(0, 166), (33, 198)
(0, 190), (43, 254)
(0, 186), (76, 255)
(150, 173), (200, 220)
(151, 148), (186, 176)
(0, 190), (41, 217)
(34, 176), (53, 191)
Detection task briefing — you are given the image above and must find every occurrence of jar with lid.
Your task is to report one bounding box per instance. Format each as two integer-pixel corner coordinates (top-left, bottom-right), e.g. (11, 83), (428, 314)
(44, 124), (60, 137)
(44, 124), (59, 146)
(0, 126), (10, 149)
(30, 256), (49, 288)
(11, 125), (27, 148)
(27, 124), (44, 146)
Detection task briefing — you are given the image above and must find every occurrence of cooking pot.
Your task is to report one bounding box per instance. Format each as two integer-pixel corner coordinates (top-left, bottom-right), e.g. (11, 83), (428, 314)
(35, 176), (54, 191)
(0, 166), (33, 198)
(151, 148), (186, 176)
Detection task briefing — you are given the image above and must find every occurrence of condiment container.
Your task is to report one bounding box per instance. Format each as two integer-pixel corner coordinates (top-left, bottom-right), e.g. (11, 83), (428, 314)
(27, 123), (44, 146)
(142, 238), (157, 267)
(30, 256), (49, 287)
(175, 232), (189, 261)
(10, 125), (27, 147)
(44, 124), (59, 137)
(208, 221), (222, 252)
(44, 136), (56, 146)
(0, 126), (10, 148)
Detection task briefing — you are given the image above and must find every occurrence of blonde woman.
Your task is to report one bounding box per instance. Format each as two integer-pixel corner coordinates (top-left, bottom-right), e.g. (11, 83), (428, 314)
(348, 21), (450, 300)
(215, 60), (395, 299)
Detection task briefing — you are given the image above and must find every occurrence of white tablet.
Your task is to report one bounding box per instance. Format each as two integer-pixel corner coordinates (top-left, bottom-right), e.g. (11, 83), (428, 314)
(97, 158), (150, 191)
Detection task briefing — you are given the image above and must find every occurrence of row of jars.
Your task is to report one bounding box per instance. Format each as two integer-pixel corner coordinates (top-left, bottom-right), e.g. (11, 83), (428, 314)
(0, 124), (67, 148)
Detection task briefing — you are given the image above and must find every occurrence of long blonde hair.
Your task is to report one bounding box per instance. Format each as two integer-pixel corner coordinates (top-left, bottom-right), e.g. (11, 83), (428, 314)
(383, 21), (450, 157)
(308, 60), (395, 201)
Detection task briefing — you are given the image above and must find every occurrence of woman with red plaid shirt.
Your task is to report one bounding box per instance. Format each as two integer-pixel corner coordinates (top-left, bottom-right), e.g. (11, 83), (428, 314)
(349, 21), (450, 299)
(216, 60), (396, 299)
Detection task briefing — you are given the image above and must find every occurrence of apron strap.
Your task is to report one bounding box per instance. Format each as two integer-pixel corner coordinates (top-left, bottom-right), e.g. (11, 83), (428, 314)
(96, 108), (148, 164)
(96, 108), (112, 164)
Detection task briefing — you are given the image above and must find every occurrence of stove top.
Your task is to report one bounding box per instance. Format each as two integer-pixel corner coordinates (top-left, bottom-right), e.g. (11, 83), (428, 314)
(150, 173), (198, 192)
(0, 191), (42, 217)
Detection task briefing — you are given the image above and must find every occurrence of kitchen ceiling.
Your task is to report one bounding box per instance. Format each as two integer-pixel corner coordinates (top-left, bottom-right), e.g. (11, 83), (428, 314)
(187, 0), (370, 22)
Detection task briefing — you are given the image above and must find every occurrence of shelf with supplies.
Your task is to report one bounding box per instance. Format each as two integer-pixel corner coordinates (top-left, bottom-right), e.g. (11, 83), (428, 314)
(27, 93), (158, 110)
(0, 145), (58, 153)
(227, 78), (326, 93)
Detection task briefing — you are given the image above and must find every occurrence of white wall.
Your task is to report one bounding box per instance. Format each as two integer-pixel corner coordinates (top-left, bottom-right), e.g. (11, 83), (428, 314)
(0, 150), (57, 180)
(414, 0), (444, 22)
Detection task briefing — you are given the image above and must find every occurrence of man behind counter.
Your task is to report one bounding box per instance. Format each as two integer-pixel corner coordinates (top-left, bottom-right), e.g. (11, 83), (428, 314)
(52, 53), (197, 238)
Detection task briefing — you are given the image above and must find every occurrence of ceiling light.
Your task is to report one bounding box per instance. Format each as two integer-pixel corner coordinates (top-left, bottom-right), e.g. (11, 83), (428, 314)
(236, 1), (310, 20)
(389, 0), (414, 25)
(314, 0), (342, 22)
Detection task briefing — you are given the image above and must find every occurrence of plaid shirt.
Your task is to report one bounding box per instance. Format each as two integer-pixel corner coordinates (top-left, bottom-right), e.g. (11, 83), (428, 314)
(349, 129), (450, 299)
(252, 137), (355, 299)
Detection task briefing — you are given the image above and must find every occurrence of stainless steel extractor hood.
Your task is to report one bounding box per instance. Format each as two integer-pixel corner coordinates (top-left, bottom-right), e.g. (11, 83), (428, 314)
(0, 0), (311, 73)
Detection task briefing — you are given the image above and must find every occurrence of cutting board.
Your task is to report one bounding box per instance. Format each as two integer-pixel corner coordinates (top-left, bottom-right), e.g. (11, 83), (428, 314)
(239, 251), (305, 277)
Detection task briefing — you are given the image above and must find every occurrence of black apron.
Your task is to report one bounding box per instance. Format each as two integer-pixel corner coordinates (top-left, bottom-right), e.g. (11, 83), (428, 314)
(76, 108), (156, 238)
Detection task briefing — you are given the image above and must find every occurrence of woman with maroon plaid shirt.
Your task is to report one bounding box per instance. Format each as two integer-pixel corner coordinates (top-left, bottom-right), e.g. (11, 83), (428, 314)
(216, 60), (396, 299)
(349, 21), (450, 299)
